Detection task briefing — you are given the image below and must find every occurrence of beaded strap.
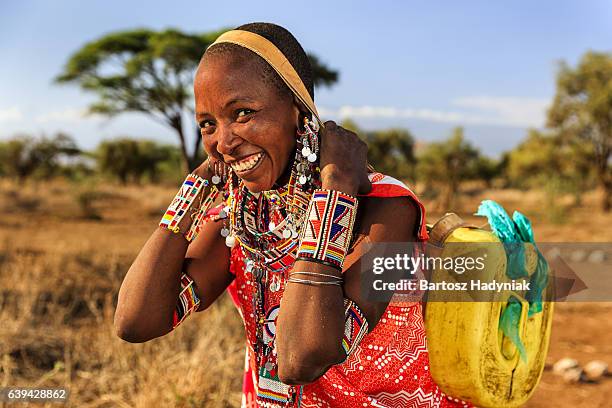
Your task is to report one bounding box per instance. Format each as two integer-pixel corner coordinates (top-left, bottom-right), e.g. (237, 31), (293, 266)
(296, 189), (358, 270)
(341, 297), (369, 358)
(172, 272), (201, 329)
(185, 185), (219, 241)
(160, 174), (209, 234)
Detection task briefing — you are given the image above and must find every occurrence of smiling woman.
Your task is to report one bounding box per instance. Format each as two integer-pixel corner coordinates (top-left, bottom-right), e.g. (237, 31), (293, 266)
(114, 22), (470, 408)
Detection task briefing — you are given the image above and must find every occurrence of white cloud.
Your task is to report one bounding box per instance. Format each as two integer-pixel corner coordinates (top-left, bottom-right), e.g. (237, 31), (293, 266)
(35, 107), (90, 123)
(0, 106), (23, 122)
(451, 96), (549, 127)
(319, 96), (550, 128)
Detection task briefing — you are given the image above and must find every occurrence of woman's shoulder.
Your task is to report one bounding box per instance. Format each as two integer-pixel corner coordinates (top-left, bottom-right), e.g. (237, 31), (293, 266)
(356, 172), (426, 242)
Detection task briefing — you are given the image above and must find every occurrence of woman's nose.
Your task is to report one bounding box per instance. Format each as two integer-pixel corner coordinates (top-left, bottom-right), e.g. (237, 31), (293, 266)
(216, 124), (242, 157)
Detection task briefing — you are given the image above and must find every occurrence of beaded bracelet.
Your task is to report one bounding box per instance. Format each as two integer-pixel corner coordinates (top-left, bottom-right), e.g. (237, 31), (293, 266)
(160, 174), (221, 242)
(296, 189), (358, 270)
(172, 272), (201, 329)
(160, 174), (208, 234)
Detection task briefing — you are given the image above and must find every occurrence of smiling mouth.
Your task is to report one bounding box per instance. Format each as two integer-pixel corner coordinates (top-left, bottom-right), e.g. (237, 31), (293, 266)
(229, 152), (265, 174)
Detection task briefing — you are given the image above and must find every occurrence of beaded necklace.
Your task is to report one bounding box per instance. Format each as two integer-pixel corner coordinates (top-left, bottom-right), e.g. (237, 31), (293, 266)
(225, 132), (321, 405)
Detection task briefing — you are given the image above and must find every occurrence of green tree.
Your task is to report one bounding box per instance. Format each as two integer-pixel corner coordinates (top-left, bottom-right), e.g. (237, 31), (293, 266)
(470, 155), (501, 189)
(364, 129), (416, 180)
(547, 51), (612, 211)
(0, 133), (80, 180)
(95, 138), (183, 184)
(56, 28), (339, 173)
(506, 130), (561, 186)
(417, 127), (481, 209)
(506, 129), (594, 205)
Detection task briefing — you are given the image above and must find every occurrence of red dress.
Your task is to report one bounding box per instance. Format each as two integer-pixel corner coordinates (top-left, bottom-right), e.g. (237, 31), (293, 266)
(226, 173), (471, 408)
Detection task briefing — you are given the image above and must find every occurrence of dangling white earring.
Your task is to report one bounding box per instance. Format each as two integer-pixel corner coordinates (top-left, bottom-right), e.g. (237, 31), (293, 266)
(296, 116), (319, 186)
(212, 162), (235, 248)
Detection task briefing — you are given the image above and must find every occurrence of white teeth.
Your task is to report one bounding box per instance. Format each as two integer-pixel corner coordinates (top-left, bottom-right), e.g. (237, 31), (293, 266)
(231, 152), (263, 172)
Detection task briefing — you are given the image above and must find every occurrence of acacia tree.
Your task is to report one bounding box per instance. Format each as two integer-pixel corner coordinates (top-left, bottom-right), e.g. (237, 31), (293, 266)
(547, 51), (612, 211)
(56, 28), (338, 173)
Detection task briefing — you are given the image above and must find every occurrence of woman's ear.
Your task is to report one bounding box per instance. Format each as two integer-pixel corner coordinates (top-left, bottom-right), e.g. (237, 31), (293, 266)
(292, 96), (310, 128)
(293, 95), (308, 112)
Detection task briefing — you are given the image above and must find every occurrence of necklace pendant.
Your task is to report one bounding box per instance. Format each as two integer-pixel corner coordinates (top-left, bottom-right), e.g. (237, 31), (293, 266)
(268, 221), (276, 231)
(301, 146), (311, 157)
(220, 227), (230, 237)
(269, 193), (280, 205)
(225, 235), (236, 248)
(282, 229), (292, 239)
(298, 175), (307, 185)
(307, 152), (317, 162)
(211, 175), (221, 184)
(269, 278), (280, 292)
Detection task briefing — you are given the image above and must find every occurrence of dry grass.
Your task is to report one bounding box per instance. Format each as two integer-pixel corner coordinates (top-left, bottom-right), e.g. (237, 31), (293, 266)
(0, 179), (610, 407)
(0, 180), (245, 407)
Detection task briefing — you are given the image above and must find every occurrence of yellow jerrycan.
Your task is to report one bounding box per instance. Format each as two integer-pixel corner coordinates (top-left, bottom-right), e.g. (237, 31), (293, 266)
(423, 212), (554, 408)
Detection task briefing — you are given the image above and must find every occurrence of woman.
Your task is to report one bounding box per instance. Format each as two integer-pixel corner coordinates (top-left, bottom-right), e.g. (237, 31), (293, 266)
(114, 22), (469, 408)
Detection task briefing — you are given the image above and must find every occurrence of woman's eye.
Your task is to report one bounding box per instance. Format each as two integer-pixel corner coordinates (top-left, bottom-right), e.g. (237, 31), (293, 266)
(200, 120), (214, 130)
(236, 109), (253, 118)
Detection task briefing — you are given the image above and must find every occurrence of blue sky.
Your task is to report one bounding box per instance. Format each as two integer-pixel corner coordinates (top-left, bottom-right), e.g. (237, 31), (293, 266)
(1, 0), (611, 156)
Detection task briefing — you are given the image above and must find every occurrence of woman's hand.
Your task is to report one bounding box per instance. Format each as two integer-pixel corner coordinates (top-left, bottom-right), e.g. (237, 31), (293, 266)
(192, 157), (229, 181)
(318, 121), (372, 196)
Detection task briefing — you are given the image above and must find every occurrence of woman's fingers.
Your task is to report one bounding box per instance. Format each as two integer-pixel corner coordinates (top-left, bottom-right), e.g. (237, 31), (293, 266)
(318, 120), (370, 196)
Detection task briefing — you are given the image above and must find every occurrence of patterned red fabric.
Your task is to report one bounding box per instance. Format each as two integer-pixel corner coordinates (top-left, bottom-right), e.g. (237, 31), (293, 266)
(226, 173), (472, 407)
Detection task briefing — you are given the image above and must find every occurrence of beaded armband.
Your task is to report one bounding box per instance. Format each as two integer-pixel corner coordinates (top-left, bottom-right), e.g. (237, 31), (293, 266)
(296, 189), (358, 270)
(341, 297), (369, 359)
(172, 272), (201, 329)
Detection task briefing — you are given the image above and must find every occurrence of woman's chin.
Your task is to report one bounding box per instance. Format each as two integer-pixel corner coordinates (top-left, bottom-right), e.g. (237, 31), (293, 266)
(239, 171), (276, 193)
(242, 180), (270, 193)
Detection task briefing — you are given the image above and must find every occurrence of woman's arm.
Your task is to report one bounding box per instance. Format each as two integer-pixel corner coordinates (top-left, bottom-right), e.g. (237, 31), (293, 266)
(276, 195), (417, 385)
(114, 166), (233, 343)
(276, 120), (418, 384)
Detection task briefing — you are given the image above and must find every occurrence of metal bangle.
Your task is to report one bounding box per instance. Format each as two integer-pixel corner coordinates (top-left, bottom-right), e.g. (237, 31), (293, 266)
(289, 271), (343, 281)
(286, 277), (343, 286)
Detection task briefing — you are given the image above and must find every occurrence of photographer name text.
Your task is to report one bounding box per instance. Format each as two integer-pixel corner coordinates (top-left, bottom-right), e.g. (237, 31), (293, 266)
(372, 279), (530, 292)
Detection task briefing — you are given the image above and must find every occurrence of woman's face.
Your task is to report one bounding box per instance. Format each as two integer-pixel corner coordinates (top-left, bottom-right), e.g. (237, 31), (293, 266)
(194, 50), (300, 193)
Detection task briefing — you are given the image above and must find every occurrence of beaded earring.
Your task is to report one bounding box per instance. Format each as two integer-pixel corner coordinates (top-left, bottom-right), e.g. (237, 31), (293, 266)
(223, 171), (236, 248)
(210, 161), (235, 247)
(296, 115), (319, 186)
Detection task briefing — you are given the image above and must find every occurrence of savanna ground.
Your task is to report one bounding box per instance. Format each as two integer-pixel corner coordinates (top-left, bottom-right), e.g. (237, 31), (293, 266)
(0, 179), (610, 408)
